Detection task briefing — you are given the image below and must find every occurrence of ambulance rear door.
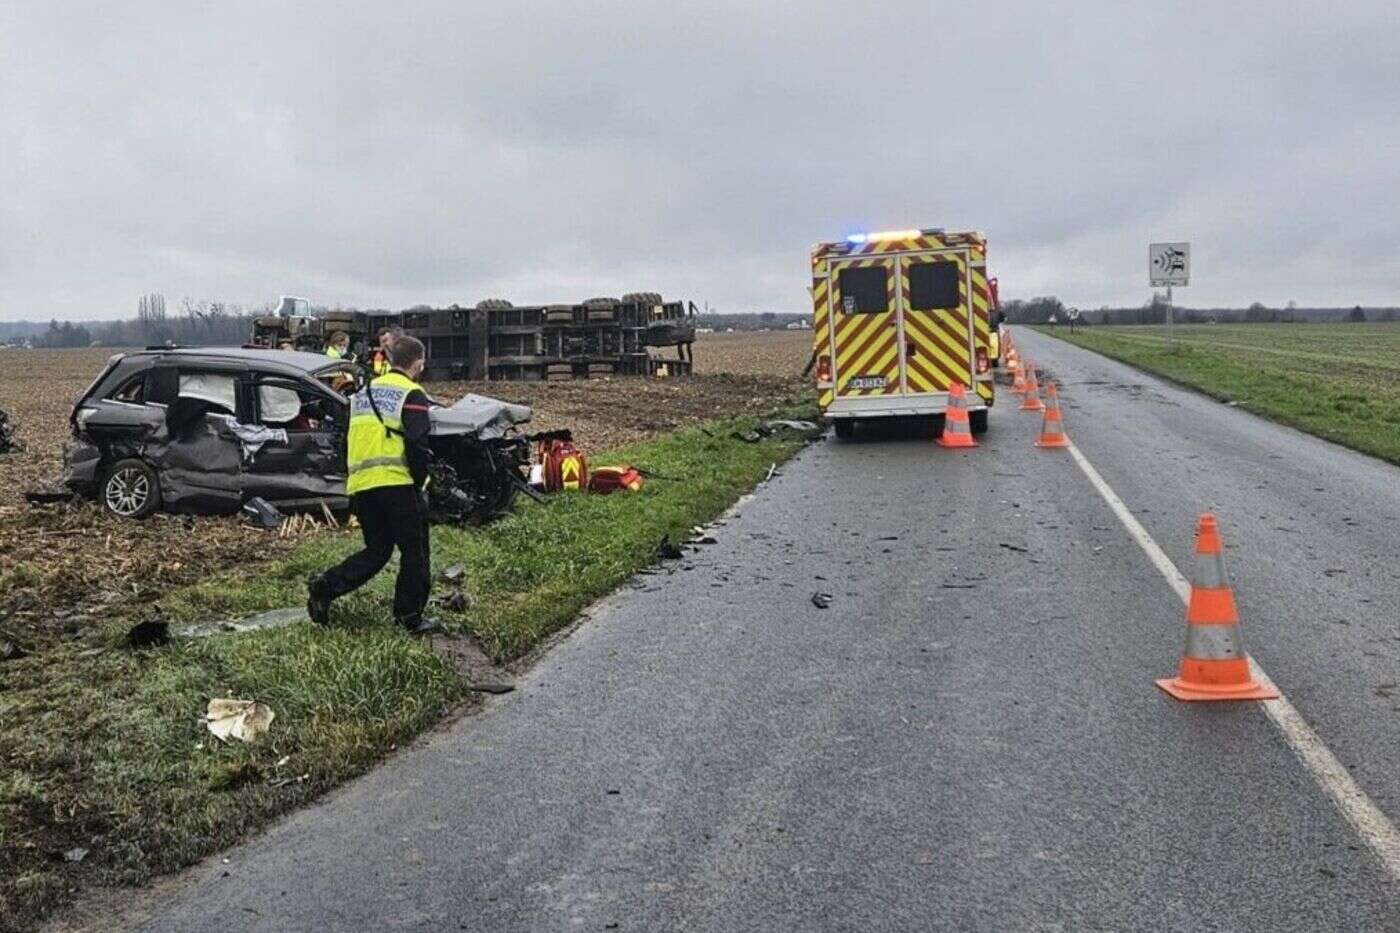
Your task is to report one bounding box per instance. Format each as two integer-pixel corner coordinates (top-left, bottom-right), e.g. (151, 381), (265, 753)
(896, 250), (978, 400)
(827, 255), (901, 401)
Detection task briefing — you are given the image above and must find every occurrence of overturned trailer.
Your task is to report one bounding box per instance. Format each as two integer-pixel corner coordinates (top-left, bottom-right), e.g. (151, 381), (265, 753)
(55, 347), (554, 523)
(248, 294), (697, 381)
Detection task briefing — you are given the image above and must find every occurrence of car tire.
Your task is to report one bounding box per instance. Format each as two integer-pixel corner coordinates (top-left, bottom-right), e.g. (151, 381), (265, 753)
(833, 419), (855, 440)
(970, 409), (989, 435)
(101, 458), (161, 519)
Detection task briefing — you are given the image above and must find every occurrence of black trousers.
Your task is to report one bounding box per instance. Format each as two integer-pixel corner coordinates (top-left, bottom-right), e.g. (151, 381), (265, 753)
(320, 485), (430, 624)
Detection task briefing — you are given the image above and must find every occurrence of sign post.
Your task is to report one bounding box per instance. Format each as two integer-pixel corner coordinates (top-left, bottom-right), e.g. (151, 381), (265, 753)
(1149, 242), (1190, 343)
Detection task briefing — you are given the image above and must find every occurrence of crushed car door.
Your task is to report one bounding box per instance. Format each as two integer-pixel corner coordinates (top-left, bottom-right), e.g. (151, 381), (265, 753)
(237, 375), (346, 503)
(154, 367), (245, 514)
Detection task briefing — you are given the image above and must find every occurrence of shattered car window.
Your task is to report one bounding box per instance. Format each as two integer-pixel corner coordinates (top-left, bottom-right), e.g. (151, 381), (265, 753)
(109, 375), (147, 404)
(178, 372), (237, 414)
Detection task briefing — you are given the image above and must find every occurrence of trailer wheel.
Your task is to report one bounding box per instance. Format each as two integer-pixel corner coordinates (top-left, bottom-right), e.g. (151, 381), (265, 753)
(970, 409), (989, 435)
(833, 420), (855, 440)
(101, 458), (161, 519)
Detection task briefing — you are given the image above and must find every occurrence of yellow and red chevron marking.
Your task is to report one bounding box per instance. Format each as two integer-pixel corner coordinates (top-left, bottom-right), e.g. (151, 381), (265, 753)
(898, 257), (974, 395)
(832, 257), (900, 398)
(812, 274), (835, 409)
(968, 265), (995, 402)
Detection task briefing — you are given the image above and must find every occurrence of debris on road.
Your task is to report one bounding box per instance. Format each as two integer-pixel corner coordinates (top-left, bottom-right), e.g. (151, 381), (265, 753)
(205, 698), (275, 743)
(734, 419), (822, 444)
(440, 591), (472, 613)
(22, 486), (75, 506)
(177, 607), (309, 639)
(126, 616), (170, 649)
(467, 681), (515, 695)
(811, 591), (834, 609)
(241, 497), (284, 530)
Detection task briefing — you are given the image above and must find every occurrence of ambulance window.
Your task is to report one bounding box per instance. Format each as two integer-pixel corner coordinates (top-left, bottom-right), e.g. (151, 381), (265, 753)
(838, 267), (889, 313)
(909, 262), (961, 311)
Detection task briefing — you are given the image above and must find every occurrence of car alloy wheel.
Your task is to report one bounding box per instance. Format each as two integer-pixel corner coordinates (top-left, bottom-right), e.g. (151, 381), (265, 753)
(105, 465), (152, 517)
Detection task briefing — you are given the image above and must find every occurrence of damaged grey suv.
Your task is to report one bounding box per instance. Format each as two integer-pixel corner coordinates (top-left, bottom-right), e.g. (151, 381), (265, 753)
(60, 347), (553, 522)
(64, 348), (357, 518)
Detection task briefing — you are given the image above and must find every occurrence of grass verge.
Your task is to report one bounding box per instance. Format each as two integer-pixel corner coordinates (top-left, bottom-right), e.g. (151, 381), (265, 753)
(1033, 324), (1400, 466)
(0, 403), (815, 932)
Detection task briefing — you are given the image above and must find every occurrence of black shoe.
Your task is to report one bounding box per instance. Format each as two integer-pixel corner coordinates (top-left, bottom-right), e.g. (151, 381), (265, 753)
(398, 614), (442, 636)
(307, 574), (333, 626)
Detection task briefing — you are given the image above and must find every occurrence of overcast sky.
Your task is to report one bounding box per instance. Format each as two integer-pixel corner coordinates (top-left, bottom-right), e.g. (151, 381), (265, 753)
(3, 2), (1397, 321)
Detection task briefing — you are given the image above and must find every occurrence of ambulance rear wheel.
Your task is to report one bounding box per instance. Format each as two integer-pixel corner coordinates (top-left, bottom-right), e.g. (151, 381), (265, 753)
(970, 410), (989, 435)
(833, 419), (855, 440)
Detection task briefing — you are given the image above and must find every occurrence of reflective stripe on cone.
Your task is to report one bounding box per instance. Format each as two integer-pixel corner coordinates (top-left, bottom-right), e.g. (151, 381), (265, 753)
(1019, 366), (1045, 411)
(1034, 382), (1070, 448)
(936, 382), (979, 449)
(1156, 513), (1278, 701)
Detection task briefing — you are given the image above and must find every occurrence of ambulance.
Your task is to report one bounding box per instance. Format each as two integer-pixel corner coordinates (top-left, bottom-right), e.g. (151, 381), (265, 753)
(810, 228), (998, 438)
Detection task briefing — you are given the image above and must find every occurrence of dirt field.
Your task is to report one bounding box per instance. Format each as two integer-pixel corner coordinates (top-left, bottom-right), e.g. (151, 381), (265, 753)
(0, 331), (811, 648)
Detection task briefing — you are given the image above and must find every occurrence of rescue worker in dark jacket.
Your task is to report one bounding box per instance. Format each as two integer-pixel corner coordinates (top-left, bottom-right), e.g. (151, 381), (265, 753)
(308, 335), (439, 634)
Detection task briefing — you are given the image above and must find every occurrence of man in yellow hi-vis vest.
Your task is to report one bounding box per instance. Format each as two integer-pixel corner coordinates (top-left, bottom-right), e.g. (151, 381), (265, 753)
(308, 334), (440, 634)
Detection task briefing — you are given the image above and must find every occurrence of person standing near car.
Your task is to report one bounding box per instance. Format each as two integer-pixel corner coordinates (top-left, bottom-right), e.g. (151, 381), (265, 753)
(369, 326), (399, 377)
(308, 335), (440, 634)
(325, 330), (351, 360)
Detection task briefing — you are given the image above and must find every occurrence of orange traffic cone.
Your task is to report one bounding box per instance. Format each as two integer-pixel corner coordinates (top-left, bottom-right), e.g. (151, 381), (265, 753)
(1018, 365), (1045, 411)
(1010, 356), (1028, 393)
(1156, 514), (1279, 702)
(1006, 347), (1021, 375)
(936, 382), (979, 448)
(1034, 382), (1070, 448)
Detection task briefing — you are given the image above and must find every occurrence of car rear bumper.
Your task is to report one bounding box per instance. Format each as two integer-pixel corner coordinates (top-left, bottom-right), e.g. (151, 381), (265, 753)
(824, 392), (989, 419)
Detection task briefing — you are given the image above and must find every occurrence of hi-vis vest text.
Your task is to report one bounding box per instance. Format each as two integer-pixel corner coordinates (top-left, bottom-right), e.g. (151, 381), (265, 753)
(346, 371), (421, 494)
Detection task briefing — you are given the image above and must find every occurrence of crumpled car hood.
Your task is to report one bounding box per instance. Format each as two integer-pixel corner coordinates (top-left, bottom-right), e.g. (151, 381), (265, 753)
(429, 393), (531, 439)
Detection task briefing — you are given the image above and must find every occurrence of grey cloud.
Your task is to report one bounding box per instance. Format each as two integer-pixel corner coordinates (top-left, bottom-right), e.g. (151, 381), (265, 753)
(3, 1), (1398, 320)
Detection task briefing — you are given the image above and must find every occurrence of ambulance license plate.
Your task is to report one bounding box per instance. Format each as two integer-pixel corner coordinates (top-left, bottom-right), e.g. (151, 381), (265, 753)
(848, 375), (886, 389)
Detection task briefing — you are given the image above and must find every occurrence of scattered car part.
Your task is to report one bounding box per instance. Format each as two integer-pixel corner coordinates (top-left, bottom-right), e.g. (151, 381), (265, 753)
(0, 407), (18, 453)
(177, 606), (310, 639)
(205, 698), (274, 743)
(126, 617), (170, 649)
(655, 536), (684, 561)
(24, 487), (76, 506)
(242, 496), (284, 530)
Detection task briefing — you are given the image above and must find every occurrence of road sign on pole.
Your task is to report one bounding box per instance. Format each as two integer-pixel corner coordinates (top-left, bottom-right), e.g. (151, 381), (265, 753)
(1149, 242), (1190, 287)
(1150, 242), (1189, 345)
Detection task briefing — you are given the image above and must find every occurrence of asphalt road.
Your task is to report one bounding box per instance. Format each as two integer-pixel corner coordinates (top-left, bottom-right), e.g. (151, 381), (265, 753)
(126, 330), (1400, 931)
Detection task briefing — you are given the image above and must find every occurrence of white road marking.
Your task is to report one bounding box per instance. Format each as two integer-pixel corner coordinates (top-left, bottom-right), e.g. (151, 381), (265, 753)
(1066, 438), (1400, 883)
